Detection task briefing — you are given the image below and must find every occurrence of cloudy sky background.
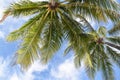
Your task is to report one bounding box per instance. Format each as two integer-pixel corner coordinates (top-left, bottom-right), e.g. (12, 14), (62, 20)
(0, 0), (120, 80)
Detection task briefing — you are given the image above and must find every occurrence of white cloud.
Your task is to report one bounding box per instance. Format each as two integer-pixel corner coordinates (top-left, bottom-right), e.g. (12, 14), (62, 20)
(0, 57), (9, 77)
(0, 31), (5, 39)
(0, 0), (6, 25)
(51, 58), (84, 80)
(10, 73), (19, 80)
(10, 60), (48, 80)
(1, 56), (84, 80)
(0, 56), (48, 80)
(22, 61), (48, 80)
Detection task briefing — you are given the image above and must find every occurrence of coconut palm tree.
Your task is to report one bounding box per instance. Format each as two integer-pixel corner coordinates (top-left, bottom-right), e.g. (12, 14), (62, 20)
(0, 0), (120, 72)
(3, 0), (89, 69)
(68, 26), (120, 80)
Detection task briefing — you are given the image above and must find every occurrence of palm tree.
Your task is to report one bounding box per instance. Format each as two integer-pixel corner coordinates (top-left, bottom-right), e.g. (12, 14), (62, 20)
(0, 0), (120, 75)
(69, 26), (120, 80)
(3, 0), (88, 69)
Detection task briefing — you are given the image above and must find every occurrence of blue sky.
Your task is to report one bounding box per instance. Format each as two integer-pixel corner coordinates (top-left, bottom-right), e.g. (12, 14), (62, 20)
(0, 0), (120, 80)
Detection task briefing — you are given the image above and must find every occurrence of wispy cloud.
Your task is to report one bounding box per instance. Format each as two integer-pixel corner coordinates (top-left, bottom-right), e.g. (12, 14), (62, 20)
(0, 56), (48, 80)
(0, 57), (9, 77)
(10, 73), (19, 80)
(0, 31), (5, 39)
(0, 57), (12, 80)
(0, 56), (89, 80)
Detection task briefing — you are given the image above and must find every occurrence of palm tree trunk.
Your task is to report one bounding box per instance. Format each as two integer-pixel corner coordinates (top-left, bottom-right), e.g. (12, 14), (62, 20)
(105, 42), (120, 50)
(50, 0), (55, 6)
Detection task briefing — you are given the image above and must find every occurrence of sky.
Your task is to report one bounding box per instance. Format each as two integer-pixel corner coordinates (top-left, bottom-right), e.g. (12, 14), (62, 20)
(0, 0), (120, 80)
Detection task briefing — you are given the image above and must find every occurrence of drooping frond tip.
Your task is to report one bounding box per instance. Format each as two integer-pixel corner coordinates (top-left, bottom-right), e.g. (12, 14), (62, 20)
(0, 12), (10, 22)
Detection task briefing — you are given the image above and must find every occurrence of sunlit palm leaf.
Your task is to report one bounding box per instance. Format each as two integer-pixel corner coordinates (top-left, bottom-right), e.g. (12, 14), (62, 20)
(1, 0), (120, 80)
(40, 19), (63, 63)
(7, 12), (44, 41)
(98, 26), (107, 37)
(67, 0), (119, 10)
(66, 1), (120, 22)
(109, 22), (120, 35)
(75, 15), (95, 32)
(5, 1), (48, 17)
(8, 9), (50, 69)
(101, 55), (114, 80)
(107, 46), (120, 67)
(107, 37), (120, 45)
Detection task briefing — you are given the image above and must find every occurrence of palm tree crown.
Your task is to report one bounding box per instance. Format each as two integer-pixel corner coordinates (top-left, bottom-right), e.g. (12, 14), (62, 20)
(71, 26), (120, 80)
(5, 0), (85, 69)
(0, 0), (120, 80)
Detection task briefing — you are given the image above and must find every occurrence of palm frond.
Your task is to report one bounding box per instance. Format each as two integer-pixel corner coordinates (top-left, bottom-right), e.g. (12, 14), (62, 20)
(109, 22), (120, 35)
(74, 47), (86, 68)
(40, 19), (63, 63)
(13, 9), (50, 69)
(67, 0), (119, 10)
(0, 12), (10, 22)
(86, 56), (96, 80)
(7, 12), (44, 41)
(16, 24), (41, 69)
(101, 57), (114, 80)
(64, 43), (72, 56)
(2, 0), (48, 19)
(85, 44), (101, 79)
(98, 26), (107, 37)
(107, 36), (120, 45)
(75, 15), (95, 32)
(66, 2), (120, 22)
(98, 45), (114, 80)
(60, 11), (84, 46)
(107, 46), (120, 67)
(105, 42), (120, 50)
(10, 1), (48, 16)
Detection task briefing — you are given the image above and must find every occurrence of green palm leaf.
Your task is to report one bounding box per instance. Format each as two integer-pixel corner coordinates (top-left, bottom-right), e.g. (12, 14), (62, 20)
(40, 19), (63, 63)
(7, 12), (44, 41)
(107, 36), (120, 45)
(67, 0), (119, 10)
(8, 9), (50, 69)
(98, 26), (107, 37)
(66, 1), (120, 22)
(107, 46), (120, 67)
(109, 22), (120, 35)
(101, 57), (114, 80)
(5, 1), (48, 17)
(1, 0), (120, 80)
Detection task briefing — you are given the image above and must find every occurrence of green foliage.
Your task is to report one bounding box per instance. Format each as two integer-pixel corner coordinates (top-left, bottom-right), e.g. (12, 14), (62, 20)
(40, 19), (63, 63)
(67, 0), (120, 22)
(109, 22), (120, 35)
(5, 1), (48, 17)
(2, 0), (120, 80)
(107, 37), (120, 45)
(98, 26), (107, 37)
(107, 46), (120, 67)
(73, 26), (120, 80)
